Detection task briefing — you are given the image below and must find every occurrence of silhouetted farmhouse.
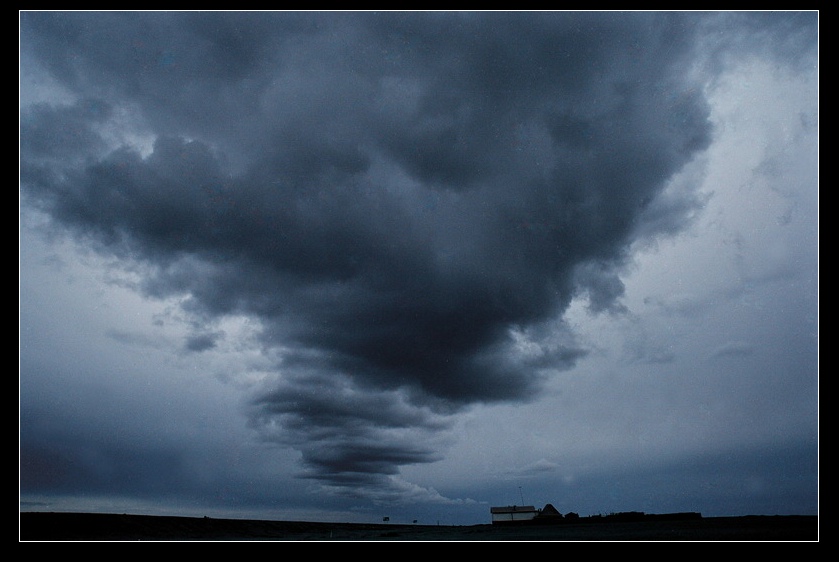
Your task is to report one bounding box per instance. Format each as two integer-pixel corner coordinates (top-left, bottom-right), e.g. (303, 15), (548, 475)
(537, 503), (563, 520)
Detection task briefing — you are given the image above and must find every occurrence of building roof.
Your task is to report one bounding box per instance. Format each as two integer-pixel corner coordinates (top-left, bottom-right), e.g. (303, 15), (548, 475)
(540, 503), (561, 516)
(490, 505), (538, 514)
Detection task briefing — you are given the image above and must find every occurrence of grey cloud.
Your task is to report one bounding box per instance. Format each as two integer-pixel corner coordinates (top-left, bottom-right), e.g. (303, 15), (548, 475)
(509, 458), (560, 477)
(711, 341), (755, 359)
(20, 99), (112, 161)
(21, 11), (730, 499)
(184, 332), (220, 353)
(107, 329), (167, 350)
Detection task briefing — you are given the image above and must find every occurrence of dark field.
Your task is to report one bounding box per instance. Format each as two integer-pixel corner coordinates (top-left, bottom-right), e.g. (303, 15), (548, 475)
(20, 512), (818, 541)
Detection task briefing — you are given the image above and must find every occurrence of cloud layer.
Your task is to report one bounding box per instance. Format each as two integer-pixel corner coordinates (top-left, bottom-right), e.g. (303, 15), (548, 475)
(20, 11), (815, 505)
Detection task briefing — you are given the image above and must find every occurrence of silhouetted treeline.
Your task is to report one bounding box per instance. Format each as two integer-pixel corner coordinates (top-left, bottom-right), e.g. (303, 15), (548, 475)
(499, 507), (703, 526)
(585, 511), (702, 522)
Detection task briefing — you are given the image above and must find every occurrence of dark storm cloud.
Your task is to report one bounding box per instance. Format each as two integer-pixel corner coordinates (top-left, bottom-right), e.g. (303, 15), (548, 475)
(184, 332), (220, 352)
(20, 399), (192, 497)
(20, 438), (188, 497)
(20, 99), (112, 161)
(699, 11), (819, 73)
(20, 398), (274, 508)
(21, 11), (723, 499)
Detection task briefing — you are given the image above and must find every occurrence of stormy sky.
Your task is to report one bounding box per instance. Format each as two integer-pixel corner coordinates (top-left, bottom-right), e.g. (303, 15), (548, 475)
(20, 11), (818, 525)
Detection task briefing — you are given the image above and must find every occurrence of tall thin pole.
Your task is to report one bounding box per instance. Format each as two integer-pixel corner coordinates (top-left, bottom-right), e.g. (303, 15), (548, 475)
(519, 486), (524, 505)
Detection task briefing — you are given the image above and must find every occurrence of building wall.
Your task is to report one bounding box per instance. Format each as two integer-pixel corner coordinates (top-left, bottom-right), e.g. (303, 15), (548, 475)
(490, 506), (538, 524)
